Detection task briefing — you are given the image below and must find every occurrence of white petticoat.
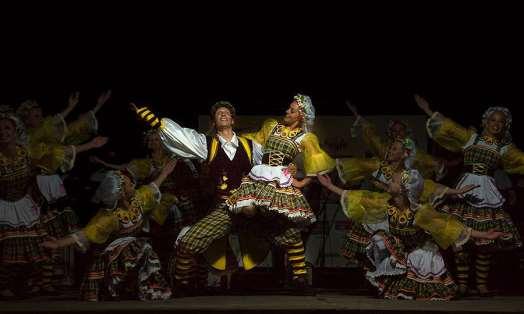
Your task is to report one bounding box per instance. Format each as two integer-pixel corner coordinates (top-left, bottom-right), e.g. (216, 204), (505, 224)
(0, 175), (67, 228)
(406, 241), (446, 280)
(365, 235), (447, 287)
(456, 173), (505, 208)
(36, 175), (67, 202)
(365, 234), (406, 287)
(0, 196), (41, 228)
(247, 164), (292, 187)
(104, 236), (137, 253)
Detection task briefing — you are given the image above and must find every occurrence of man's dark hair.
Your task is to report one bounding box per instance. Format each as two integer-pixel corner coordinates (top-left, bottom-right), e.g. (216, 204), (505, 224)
(210, 101), (236, 119)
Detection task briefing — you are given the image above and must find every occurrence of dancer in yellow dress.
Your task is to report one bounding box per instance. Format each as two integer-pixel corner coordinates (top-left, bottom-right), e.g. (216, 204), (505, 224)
(41, 160), (177, 301)
(415, 94), (523, 296)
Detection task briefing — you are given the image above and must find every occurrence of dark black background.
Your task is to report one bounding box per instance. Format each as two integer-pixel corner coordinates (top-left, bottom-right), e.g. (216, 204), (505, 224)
(2, 5), (523, 157)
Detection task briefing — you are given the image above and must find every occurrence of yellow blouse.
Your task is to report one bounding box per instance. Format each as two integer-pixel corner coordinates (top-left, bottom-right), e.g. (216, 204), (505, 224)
(336, 157), (381, 185)
(339, 190), (389, 224)
(63, 111), (98, 145)
(28, 115), (66, 146)
(426, 112), (474, 153)
(83, 185), (160, 244)
(242, 119), (279, 146)
(361, 119), (443, 179)
(335, 157), (449, 203)
(360, 120), (388, 159)
(413, 150), (443, 179)
(26, 113), (97, 174)
(301, 133), (336, 176)
(420, 179), (449, 204)
(340, 189), (467, 249)
(243, 119), (335, 176)
(501, 144), (524, 175)
(29, 142), (75, 174)
(126, 158), (178, 225)
(127, 159), (154, 182)
(414, 203), (468, 249)
(428, 113), (524, 175)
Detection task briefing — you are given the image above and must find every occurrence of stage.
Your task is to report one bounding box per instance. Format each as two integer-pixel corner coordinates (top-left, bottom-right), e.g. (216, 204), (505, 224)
(2, 293), (524, 314)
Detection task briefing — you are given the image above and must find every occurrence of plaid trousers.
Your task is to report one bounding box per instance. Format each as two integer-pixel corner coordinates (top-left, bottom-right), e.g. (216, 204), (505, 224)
(178, 207), (302, 254)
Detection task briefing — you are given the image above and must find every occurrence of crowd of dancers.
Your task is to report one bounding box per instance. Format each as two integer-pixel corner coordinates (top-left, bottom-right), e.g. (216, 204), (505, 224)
(0, 91), (522, 301)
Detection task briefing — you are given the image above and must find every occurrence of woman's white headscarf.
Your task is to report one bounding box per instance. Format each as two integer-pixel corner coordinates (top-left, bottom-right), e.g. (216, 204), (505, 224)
(91, 170), (127, 210)
(293, 94), (316, 133)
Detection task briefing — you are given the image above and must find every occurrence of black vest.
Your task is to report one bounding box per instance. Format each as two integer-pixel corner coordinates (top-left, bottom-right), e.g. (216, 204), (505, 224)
(203, 135), (253, 206)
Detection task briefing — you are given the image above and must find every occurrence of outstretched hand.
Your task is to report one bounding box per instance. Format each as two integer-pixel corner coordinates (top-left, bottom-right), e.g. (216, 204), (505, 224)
(483, 229), (507, 240)
(89, 136), (109, 149)
(89, 156), (103, 164)
(345, 100), (359, 117)
(68, 92), (80, 109)
(292, 178), (305, 189)
(414, 94), (433, 116)
(61, 92), (80, 118)
(162, 159), (178, 175)
(317, 174), (333, 187)
(130, 102), (139, 112)
(40, 240), (59, 251)
(287, 163), (297, 177)
(91, 90), (112, 114)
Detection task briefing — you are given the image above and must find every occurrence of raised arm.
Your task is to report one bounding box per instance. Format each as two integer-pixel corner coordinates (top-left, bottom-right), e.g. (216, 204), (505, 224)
(41, 210), (119, 252)
(415, 204), (506, 250)
(74, 136), (108, 154)
(241, 118), (278, 146)
(90, 156), (128, 170)
(336, 157), (381, 185)
(132, 104), (208, 160)
(135, 160), (177, 217)
(60, 91), (80, 119)
(30, 136), (108, 173)
(414, 94), (434, 117)
(92, 90), (112, 114)
(317, 174), (345, 196)
(346, 101), (388, 158)
(152, 159), (177, 188)
(415, 95), (474, 153)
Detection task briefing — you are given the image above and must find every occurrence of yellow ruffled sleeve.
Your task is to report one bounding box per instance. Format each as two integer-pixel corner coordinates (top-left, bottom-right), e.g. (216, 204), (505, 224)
(29, 143), (75, 174)
(301, 133), (336, 176)
(149, 192), (178, 225)
(340, 190), (389, 224)
(83, 210), (120, 244)
(126, 159), (153, 183)
(414, 204), (469, 249)
(360, 119), (388, 158)
(28, 115), (67, 145)
(502, 144), (524, 175)
(336, 157), (381, 185)
(426, 112), (474, 152)
(134, 184), (162, 216)
(420, 179), (449, 205)
(64, 111), (98, 145)
(413, 150), (444, 180)
(241, 119), (278, 146)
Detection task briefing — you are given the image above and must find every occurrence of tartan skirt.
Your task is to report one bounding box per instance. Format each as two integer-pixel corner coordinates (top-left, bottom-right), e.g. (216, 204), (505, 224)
(226, 176), (316, 226)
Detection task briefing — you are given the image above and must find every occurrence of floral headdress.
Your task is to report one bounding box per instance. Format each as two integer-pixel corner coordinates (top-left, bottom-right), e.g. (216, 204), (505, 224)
(399, 169), (424, 210)
(91, 170), (135, 210)
(293, 94), (316, 133)
(481, 106), (512, 144)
